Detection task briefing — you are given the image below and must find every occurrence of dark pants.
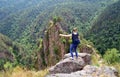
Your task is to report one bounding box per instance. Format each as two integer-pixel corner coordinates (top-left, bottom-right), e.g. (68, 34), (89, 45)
(70, 44), (78, 58)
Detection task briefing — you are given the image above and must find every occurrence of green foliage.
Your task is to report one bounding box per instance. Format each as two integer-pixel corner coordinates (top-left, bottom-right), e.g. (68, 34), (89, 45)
(0, 33), (13, 51)
(0, 34), (17, 70)
(4, 62), (13, 70)
(53, 16), (62, 24)
(86, 0), (120, 55)
(68, 39), (72, 44)
(54, 46), (59, 55)
(0, 0), (116, 53)
(103, 48), (120, 64)
(0, 33), (38, 70)
(0, 59), (5, 70)
(79, 38), (94, 47)
(60, 37), (66, 44)
(91, 55), (100, 67)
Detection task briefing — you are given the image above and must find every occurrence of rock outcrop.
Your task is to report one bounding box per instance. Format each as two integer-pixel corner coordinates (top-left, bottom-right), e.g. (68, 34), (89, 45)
(49, 53), (91, 74)
(48, 52), (91, 74)
(49, 57), (85, 74)
(47, 65), (118, 77)
(37, 20), (70, 69)
(79, 45), (93, 54)
(63, 53), (91, 64)
(43, 22), (64, 66)
(47, 53), (118, 77)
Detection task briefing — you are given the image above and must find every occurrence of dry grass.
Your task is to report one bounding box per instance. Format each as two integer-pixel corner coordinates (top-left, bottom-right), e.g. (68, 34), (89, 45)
(110, 63), (120, 77)
(91, 53), (101, 66)
(0, 66), (49, 77)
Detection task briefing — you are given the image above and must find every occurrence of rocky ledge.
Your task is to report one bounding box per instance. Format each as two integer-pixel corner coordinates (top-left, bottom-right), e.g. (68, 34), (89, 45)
(46, 53), (118, 77)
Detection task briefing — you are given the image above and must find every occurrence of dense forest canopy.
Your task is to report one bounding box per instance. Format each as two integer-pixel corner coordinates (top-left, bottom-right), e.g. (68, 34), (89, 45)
(0, 0), (117, 51)
(86, 0), (120, 55)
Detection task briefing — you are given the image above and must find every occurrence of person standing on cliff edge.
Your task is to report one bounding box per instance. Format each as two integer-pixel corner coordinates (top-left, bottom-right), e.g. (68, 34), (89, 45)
(59, 27), (80, 60)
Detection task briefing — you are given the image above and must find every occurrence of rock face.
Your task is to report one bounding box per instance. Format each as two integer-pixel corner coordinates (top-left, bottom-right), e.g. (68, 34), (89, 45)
(47, 65), (118, 77)
(47, 53), (118, 77)
(43, 22), (62, 65)
(79, 45), (93, 54)
(63, 53), (91, 64)
(37, 21), (70, 69)
(49, 57), (84, 74)
(49, 53), (91, 74)
(43, 22), (67, 66)
(0, 51), (14, 62)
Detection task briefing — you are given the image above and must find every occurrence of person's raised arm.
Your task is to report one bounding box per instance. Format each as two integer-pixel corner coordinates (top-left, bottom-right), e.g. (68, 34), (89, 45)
(59, 34), (72, 37)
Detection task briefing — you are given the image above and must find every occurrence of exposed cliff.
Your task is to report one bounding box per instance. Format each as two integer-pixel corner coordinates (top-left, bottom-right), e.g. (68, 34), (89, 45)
(36, 20), (70, 69)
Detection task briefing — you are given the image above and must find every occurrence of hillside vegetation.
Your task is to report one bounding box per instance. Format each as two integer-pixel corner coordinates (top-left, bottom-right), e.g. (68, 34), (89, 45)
(0, 0), (117, 51)
(86, 0), (120, 55)
(0, 33), (20, 70)
(0, 33), (39, 70)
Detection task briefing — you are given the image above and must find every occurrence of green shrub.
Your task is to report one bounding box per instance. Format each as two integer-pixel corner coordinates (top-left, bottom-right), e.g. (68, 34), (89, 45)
(4, 62), (13, 70)
(0, 59), (5, 70)
(53, 16), (62, 24)
(54, 46), (59, 55)
(103, 48), (120, 64)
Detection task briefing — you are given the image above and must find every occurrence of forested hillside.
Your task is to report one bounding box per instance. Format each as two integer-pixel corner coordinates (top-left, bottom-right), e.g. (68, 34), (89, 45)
(0, 33), (23, 70)
(0, 33), (40, 70)
(86, 0), (120, 55)
(0, 0), (117, 51)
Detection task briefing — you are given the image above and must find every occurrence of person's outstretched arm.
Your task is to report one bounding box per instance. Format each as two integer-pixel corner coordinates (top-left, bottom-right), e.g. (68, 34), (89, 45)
(59, 34), (72, 37)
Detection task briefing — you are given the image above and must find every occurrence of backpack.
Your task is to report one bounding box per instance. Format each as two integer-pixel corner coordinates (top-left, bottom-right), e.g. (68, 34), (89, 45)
(72, 32), (80, 44)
